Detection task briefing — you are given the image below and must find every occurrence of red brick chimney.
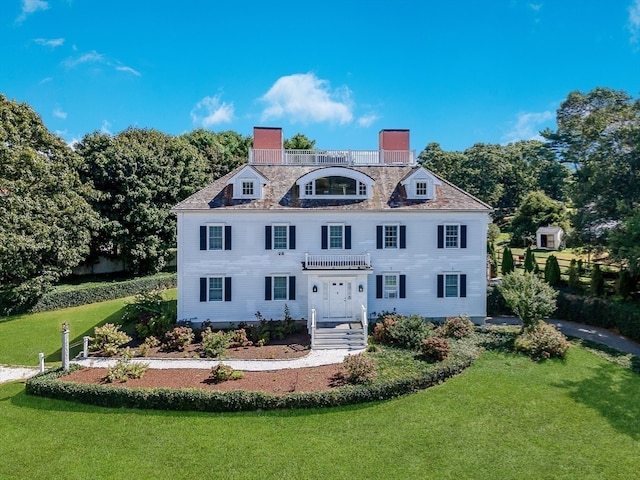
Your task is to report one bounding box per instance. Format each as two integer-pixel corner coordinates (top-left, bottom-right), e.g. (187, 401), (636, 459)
(253, 127), (283, 149)
(379, 129), (410, 164)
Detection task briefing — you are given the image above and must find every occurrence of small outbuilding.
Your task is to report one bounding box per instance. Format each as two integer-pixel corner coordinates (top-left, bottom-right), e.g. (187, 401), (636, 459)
(536, 226), (563, 250)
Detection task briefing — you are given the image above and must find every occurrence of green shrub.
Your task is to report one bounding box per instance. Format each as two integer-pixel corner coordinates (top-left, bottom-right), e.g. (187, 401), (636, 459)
(567, 259), (581, 290)
(487, 285), (511, 316)
(228, 329), (253, 348)
(105, 349), (149, 382)
(373, 313), (433, 350)
(209, 364), (243, 383)
(498, 272), (557, 331)
(439, 315), (474, 339)
(90, 323), (131, 357)
(514, 322), (570, 361)
(163, 326), (194, 351)
(27, 273), (177, 314)
(241, 316), (299, 343)
(201, 328), (230, 358)
(342, 353), (378, 384)
(590, 264), (605, 297)
(544, 255), (561, 287)
(420, 337), (450, 362)
(501, 246), (515, 275)
(616, 270), (635, 299)
(123, 290), (177, 339)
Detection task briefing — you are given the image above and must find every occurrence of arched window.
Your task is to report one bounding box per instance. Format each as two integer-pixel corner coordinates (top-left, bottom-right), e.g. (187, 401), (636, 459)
(297, 168), (373, 199)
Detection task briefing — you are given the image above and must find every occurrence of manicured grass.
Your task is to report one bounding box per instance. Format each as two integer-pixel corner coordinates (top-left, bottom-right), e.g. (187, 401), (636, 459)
(0, 290), (176, 366)
(1, 347), (639, 479)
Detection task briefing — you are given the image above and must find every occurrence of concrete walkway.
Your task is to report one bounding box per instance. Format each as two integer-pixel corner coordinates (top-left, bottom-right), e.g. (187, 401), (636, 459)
(0, 365), (40, 384)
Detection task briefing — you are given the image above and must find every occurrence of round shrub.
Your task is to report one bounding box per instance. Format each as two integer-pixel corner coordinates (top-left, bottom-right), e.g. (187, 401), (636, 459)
(201, 328), (230, 358)
(420, 337), (450, 362)
(342, 353), (378, 384)
(373, 314), (433, 350)
(209, 364), (243, 383)
(90, 323), (131, 357)
(163, 326), (194, 351)
(440, 315), (474, 339)
(514, 322), (570, 361)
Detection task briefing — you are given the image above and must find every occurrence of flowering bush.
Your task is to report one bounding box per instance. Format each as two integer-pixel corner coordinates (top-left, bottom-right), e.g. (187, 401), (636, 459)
(209, 363), (243, 383)
(420, 337), (450, 362)
(373, 313), (433, 350)
(514, 322), (570, 361)
(201, 328), (230, 358)
(440, 315), (475, 339)
(342, 353), (378, 384)
(228, 328), (253, 348)
(90, 323), (131, 357)
(163, 326), (194, 351)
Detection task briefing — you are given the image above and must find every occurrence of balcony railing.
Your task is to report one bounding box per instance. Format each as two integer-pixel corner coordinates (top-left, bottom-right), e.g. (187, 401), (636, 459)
(249, 149), (416, 166)
(304, 253), (372, 270)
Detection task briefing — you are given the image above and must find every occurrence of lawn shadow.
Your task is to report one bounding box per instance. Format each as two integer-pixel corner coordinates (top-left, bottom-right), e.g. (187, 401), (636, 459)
(553, 360), (640, 440)
(45, 307), (126, 363)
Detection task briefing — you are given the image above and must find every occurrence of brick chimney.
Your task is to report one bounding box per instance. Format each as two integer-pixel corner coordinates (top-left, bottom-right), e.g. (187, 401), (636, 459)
(253, 127), (283, 149)
(379, 129), (410, 164)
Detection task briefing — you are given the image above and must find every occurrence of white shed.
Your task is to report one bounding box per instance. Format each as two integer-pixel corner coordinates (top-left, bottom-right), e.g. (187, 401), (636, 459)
(536, 226), (563, 250)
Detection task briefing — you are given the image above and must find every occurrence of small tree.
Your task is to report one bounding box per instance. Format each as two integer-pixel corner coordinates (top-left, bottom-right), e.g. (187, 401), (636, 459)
(589, 264), (605, 297)
(523, 247), (538, 273)
(567, 259), (581, 290)
(616, 269), (635, 299)
(498, 272), (558, 331)
(488, 242), (498, 278)
(501, 246), (515, 275)
(544, 255), (561, 287)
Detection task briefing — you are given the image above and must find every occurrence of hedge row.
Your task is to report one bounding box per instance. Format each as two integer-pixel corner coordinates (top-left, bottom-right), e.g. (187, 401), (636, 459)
(26, 354), (477, 412)
(556, 292), (640, 343)
(28, 273), (177, 313)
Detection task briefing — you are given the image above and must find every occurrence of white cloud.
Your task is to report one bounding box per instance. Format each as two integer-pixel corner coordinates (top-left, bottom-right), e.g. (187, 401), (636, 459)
(62, 51), (141, 76)
(53, 108), (67, 119)
(17, 0), (48, 22)
(357, 113), (379, 128)
(629, 0), (640, 46)
(39, 76), (53, 84)
(260, 73), (353, 125)
(528, 3), (543, 12)
(116, 65), (141, 77)
(34, 37), (64, 48)
(100, 120), (112, 135)
(502, 110), (554, 144)
(191, 95), (234, 127)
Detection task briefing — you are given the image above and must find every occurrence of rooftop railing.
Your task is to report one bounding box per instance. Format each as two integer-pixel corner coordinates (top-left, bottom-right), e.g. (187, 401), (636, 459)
(249, 149), (416, 166)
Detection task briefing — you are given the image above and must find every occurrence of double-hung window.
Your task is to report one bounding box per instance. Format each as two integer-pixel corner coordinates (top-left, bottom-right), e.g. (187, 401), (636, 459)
(437, 273), (467, 298)
(265, 225), (296, 250)
(208, 225), (223, 250)
(242, 181), (254, 196)
(208, 277), (224, 301)
(416, 181), (428, 196)
(376, 274), (406, 299)
(384, 274), (398, 298)
(273, 276), (288, 300)
(437, 224), (466, 249)
(445, 225), (459, 248)
(329, 225), (344, 249)
(265, 276), (296, 301)
(384, 225), (398, 249)
(377, 225), (406, 249)
(199, 276), (232, 302)
(200, 224), (231, 251)
(273, 225), (288, 250)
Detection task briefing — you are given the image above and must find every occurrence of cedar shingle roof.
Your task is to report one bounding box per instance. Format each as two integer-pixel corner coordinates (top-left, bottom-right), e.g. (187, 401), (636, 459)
(172, 165), (491, 212)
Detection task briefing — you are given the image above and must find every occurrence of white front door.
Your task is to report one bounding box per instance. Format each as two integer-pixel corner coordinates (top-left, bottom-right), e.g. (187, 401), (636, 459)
(323, 279), (353, 319)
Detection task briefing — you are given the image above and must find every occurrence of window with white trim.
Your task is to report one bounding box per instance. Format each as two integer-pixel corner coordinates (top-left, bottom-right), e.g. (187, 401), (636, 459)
(242, 181), (254, 196)
(297, 168), (373, 200)
(273, 276), (288, 300)
(208, 225), (223, 250)
(445, 225), (459, 248)
(209, 277), (224, 301)
(445, 274), (458, 297)
(273, 225), (288, 250)
(384, 274), (398, 298)
(304, 182), (313, 196)
(329, 225), (344, 249)
(415, 181), (428, 196)
(384, 225), (398, 249)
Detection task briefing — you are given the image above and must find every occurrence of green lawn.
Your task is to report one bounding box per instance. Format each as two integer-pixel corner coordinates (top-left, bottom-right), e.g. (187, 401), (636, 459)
(1, 348), (638, 479)
(0, 289), (176, 366)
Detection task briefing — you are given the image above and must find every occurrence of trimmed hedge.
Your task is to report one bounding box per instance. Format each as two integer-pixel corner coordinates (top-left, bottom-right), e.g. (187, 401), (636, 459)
(28, 273), (177, 313)
(556, 291), (640, 343)
(26, 353), (477, 412)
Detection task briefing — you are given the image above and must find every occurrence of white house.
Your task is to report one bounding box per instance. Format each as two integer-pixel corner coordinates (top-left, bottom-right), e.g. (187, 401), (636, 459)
(172, 127), (492, 348)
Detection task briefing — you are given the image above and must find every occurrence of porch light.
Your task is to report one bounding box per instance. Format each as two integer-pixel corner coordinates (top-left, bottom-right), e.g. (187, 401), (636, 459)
(358, 284), (364, 292)
(312, 285), (318, 293)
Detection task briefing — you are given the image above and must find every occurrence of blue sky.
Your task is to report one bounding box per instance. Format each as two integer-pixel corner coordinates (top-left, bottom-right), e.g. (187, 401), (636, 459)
(2, 0), (639, 152)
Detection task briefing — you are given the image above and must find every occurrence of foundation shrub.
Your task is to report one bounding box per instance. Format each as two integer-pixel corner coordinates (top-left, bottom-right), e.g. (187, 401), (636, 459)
(201, 328), (230, 358)
(90, 323), (131, 357)
(342, 353), (378, 384)
(420, 337), (450, 362)
(514, 322), (570, 361)
(163, 326), (194, 351)
(373, 313), (434, 350)
(439, 315), (474, 339)
(228, 329), (253, 348)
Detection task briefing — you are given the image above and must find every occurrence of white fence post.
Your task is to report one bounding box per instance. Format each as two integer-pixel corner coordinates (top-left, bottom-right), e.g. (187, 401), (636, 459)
(38, 352), (45, 373)
(61, 322), (69, 372)
(83, 336), (90, 358)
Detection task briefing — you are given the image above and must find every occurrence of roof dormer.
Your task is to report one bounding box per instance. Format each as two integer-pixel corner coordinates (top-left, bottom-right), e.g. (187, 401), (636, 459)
(401, 167), (441, 200)
(296, 167), (374, 200)
(227, 165), (268, 200)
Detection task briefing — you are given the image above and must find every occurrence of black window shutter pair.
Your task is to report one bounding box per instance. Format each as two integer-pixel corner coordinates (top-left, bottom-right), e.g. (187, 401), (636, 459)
(376, 225), (406, 249)
(375, 275), (406, 299)
(264, 276), (296, 300)
(321, 225), (351, 249)
(199, 226), (232, 250)
(437, 225), (467, 249)
(436, 274), (466, 298)
(265, 226), (296, 250)
(199, 277), (232, 302)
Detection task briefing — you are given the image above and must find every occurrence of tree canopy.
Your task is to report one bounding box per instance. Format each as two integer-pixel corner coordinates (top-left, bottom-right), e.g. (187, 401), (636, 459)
(510, 191), (567, 247)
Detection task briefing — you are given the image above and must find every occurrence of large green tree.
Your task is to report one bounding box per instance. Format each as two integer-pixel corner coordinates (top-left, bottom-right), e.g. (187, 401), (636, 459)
(76, 128), (209, 275)
(0, 95), (98, 311)
(510, 191), (567, 247)
(283, 133), (316, 150)
(180, 129), (251, 181)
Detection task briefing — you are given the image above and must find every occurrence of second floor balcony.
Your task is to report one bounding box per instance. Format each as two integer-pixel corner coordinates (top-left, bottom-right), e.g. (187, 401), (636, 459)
(249, 148), (416, 166)
(303, 253), (372, 270)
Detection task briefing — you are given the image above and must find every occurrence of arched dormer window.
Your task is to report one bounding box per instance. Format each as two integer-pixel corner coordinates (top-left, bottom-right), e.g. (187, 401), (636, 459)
(296, 167), (374, 200)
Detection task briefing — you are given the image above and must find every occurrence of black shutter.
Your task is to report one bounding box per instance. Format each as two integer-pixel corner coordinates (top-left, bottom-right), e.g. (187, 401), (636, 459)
(400, 225), (407, 249)
(460, 274), (467, 298)
(200, 226), (207, 250)
(399, 275), (406, 298)
(437, 274), (444, 298)
(437, 225), (444, 249)
(289, 225), (296, 250)
(289, 276), (296, 300)
(321, 225), (328, 249)
(376, 275), (383, 299)
(200, 277), (207, 302)
(224, 225), (232, 250)
(376, 226), (383, 249)
(224, 277), (232, 302)
(265, 226), (272, 250)
(264, 277), (272, 301)
(461, 225), (467, 249)
(345, 225), (351, 250)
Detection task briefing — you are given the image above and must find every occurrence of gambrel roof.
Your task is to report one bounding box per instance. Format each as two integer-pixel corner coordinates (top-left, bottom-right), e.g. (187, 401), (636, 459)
(172, 164), (491, 212)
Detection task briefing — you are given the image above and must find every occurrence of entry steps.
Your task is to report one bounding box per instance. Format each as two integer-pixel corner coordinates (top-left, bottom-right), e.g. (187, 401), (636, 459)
(312, 321), (367, 350)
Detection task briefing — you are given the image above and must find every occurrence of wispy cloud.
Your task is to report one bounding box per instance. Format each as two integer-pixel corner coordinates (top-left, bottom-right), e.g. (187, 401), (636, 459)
(528, 3), (543, 12)
(191, 94), (234, 127)
(502, 110), (555, 144)
(260, 73), (353, 125)
(34, 37), (64, 48)
(53, 108), (67, 119)
(39, 77), (53, 84)
(357, 113), (379, 127)
(62, 50), (141, 76)
(629, 0), (640, 47)
(17, 0), (49, 23)
(100, 120), (112, 135)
